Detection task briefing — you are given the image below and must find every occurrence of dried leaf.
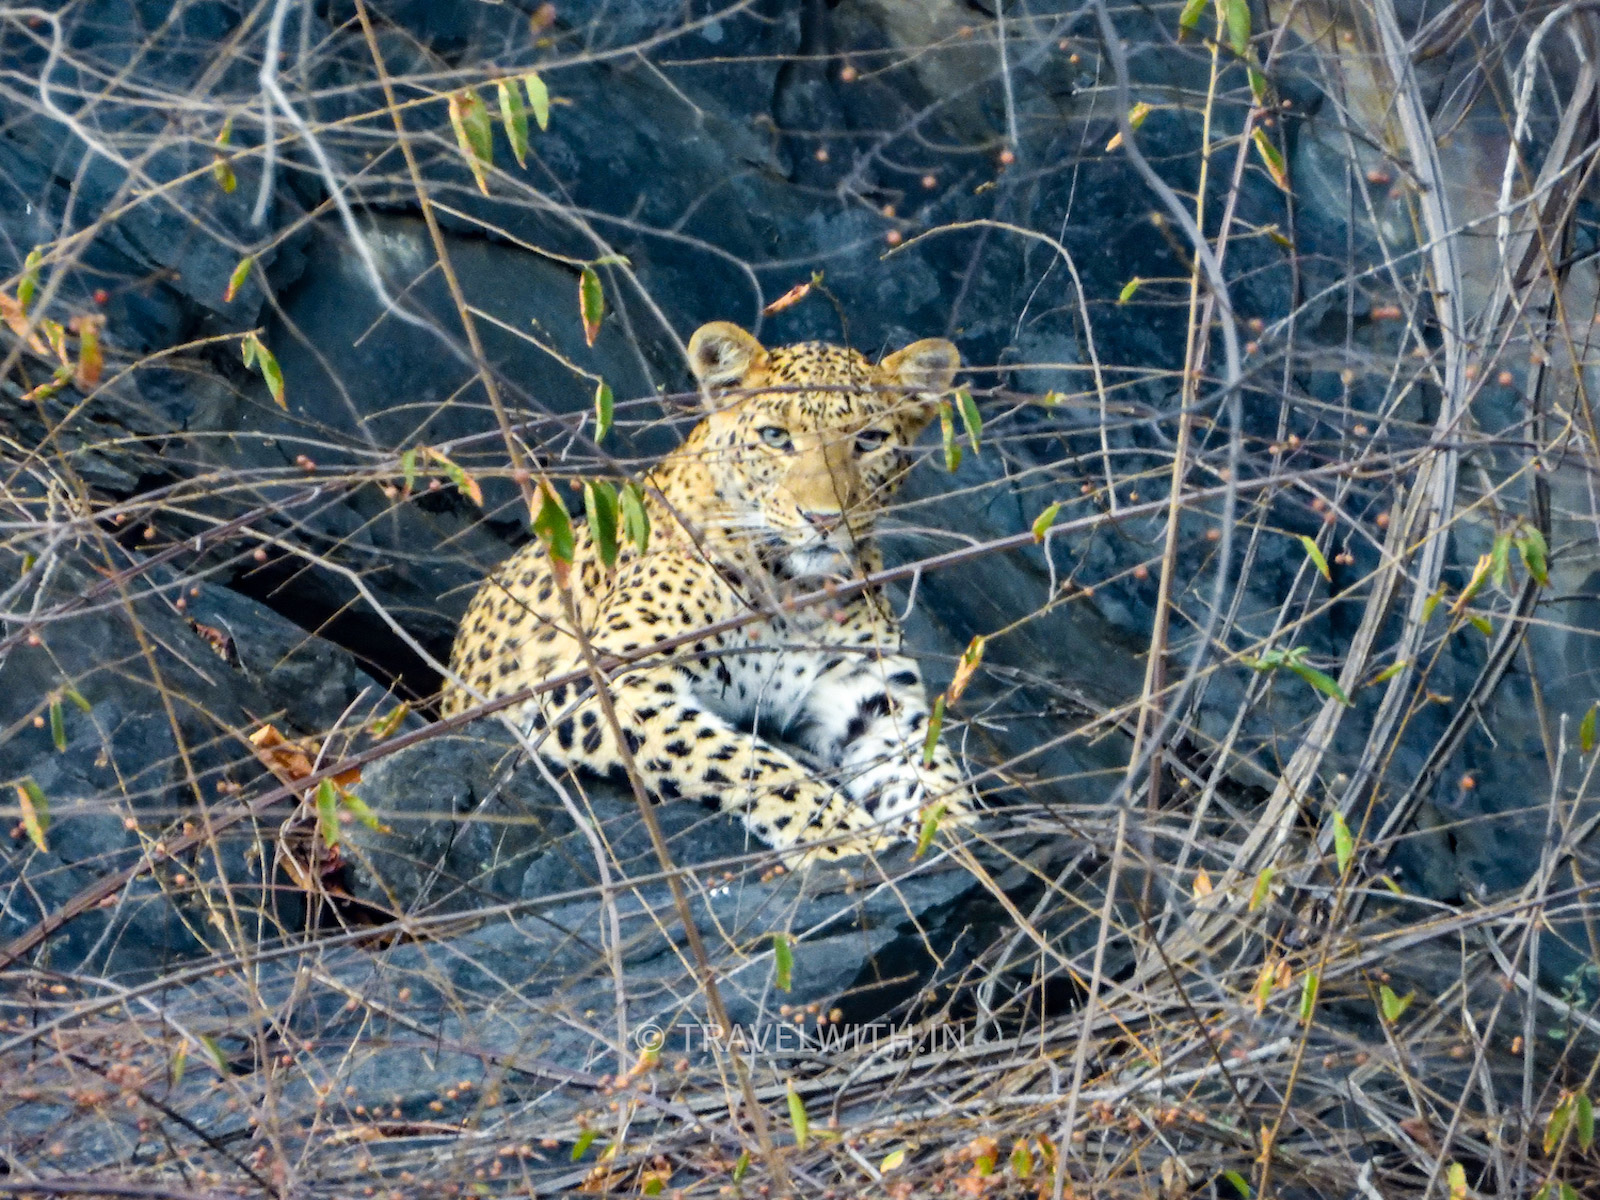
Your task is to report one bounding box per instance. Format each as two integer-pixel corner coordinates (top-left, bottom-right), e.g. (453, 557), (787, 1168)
(1451, 553), (1493, 615)
(763, 281), (812, 315)
(15, 778), (48, 852)
(947, 635), (986, 706)
(73, 314), (104, 389)
(424, 447), (483, 507)
(1192, 867), (1213, 899)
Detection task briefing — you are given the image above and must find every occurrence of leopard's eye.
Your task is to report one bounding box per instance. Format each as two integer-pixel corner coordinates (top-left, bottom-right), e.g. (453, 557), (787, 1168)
(758, 426), (793, 450)
(854, 428), (890, 454)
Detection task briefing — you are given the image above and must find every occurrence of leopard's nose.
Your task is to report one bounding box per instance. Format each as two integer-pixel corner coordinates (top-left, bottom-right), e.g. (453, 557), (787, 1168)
(801, 510), (842, 532)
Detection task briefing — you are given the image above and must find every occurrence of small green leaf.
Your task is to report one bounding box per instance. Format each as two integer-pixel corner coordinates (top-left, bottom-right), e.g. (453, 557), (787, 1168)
(533, 487), (576, 565)
(584, 480), (621, 569)
(426, 448), (483, 506)
(400, 448), (418, 494)
(216, 114), (234, 147)
(17, 247), (43, 314)
(15, 778), (49, 853)
(197, 1034), (227, 1075)
(49, 697), (65, 751)
(1248, 866), (1275, 913)
(938, 400), (961, 472)
(579, 266), (604, 347)
(881, 1148), (906, 1173)
(772, 933), (793, 992)
(1516, 525), (1550, 586)
(1221, 1169), (1252, 1198)
(63, 686), (91, 713)
(496, 78), (529, 168)
(211, 157), (236, 194)
(524, 72), (550, 132)
(241, 331), (258, 368)
(1332, 811), (1354, 875)
(1562, 1183), (1580, 1200)
(620, 481), (650, 554)
(1577, 1092), (1594, 1152)
(1546, 1094), (1573, 1156)
(1422, 586), (1447, 623)
(170, 1044), (187, 1088)
(224, 255), (253, 304)
(914, 803), (946, 858)
(1223, 0), (1251, 56)
(1299, 970), (1320, 1023)
(956, 386), (982, 453)
(1010, 1140), (1033, 1177)
(786, 1082), (809, 1149)
(1379, 984), (1414, 1023)
(642, 1178), (663, 1196)
(340, 790), (388, 833)
(1177, 0), (1208, 37)
(922, 694), (946, 766)
(1252, 128), (1289, 191)
(571, 1128), (598, 1162)
(1299, 534), (1330, 581)
(315, 778), (341, 848)
(1370, 661), (1409, 686)
(731, 1151), (750, 1182)
(1247, 66), (1268, 105)
(1467, 613), (1494, 637)
(1032, 502), (1061, 542)
(1118, 276), (1142, 304)
(448, 89), (494, 196)
(593, 379), (614, 442)
(370, 701), (410, 740)
(1285, 659), (1352, 707)
(1446, 1161), (1466, 1200)
(242, 333), (284, 407)
(1490, 531), (1512, 590)
(1453, 552), (1493, 614)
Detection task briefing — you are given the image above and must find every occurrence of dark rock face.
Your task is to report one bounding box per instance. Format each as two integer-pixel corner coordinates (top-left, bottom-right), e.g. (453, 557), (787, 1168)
(0, 0), (1592, 1080)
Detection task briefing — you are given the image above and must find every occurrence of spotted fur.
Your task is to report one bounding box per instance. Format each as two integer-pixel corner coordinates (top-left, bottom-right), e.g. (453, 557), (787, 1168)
(440, 322), (976, 862)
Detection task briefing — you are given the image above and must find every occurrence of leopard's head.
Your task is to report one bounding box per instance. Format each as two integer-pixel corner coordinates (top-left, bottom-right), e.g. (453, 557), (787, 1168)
(684, 321), (959, 578)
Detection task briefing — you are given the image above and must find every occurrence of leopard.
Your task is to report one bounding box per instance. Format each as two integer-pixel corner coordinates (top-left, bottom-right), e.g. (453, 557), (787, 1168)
(439, 321), (977, 863)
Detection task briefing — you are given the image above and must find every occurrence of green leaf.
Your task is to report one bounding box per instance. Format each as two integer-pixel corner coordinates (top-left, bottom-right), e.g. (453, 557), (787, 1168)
(938, 400), (961, 472)
(584, 480), (621, 569)
(1299, 534), (1330, 581)
(593, 379), (614, 442)
(211, 156), (236, 194)
(1248, 66), (1268, 105)
(447, 90), (494, 196)
(1177, 0), (1208, 37)
(1490, 531), (1512, 590)
(17, 247), (42, 314)
(1299, 970), (1320, 1023)
(786, 1082), (809, 1149)
(1576, 1092), (1594, 1152)
(1446, 1161), (1466, 1200)
(914, 803), (946, 858)
(48, 697), (65, 751)
(922, 694), (946, 767)
(772, 933), (793, 992)
(956, 386), (982, 453)
(1332, 811), (1354, 875)
(1453, 552), (1493, 614)
(1223, 0), (1251, 56)
(1285, 659), (1352, 707)
(1467, 613), (1494, 637)
(524, 72), (550, 132)
(1032, 502), (1061, 542)
(533, 487), (576, 565)
(315, 778), (341, 848)
(1516, 525), (1550, 586)
(170, 1044), (187, 1088)
(1379, 984), (1414, 1023)
(426, 448), (483, 506)
(642, 1178), (663, 1197)
(1248, 866), (1275, 913)
(881, 1148), (906, 1173)
(579, 266), (604, 347)
(63, 686), (91, 713)
(1422, 585), (1446, 623)
(1562, 1183), (1580, 1200)
(15, 778), (48, 853)
(197, 1034), (227, 1075)
(620, 482), (650, 554)
(496, 79), (529, 168)
(1118, 276), (1142, 304)
(1546, 1094), (1573, 1156)
(1010, 1140), (1033, 1177)
(731, 1151), (750, 1182)
(1370, 660), (1409, 686)
(224, 255), (253, 304)
(1251, 128), (1289, 191)
(400, 448), (418, 494)
(571, 1128), (598, 1162)
(340, 790), (388, 833)
(241, 331), (258, 368)
(242, 333), (284, 408)
(1221, 1169), (1252, 1198)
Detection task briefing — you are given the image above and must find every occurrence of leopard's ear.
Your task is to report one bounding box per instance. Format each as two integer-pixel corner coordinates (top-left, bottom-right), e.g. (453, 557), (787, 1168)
(687, 322), (768, 400)
(877, 338), (960, 434)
